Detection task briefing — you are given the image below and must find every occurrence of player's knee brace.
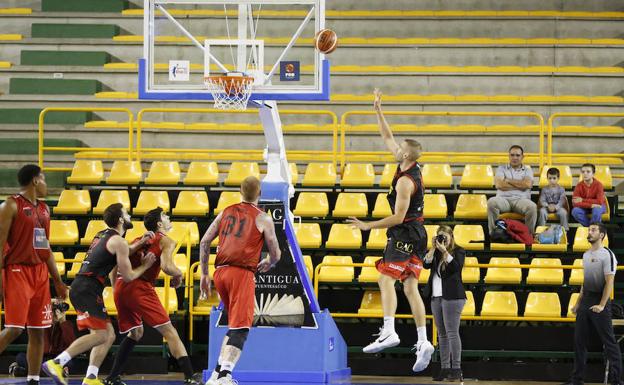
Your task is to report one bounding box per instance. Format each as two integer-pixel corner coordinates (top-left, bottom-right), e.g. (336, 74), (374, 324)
(226, 328), (249, 350)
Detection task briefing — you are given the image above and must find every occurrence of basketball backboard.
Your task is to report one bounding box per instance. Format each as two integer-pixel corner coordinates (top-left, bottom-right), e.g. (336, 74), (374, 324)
(139, 0), (330, 102)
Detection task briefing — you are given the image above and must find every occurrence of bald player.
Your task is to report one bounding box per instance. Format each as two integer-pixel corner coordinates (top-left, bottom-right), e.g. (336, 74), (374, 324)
(200, 176), (281, 385)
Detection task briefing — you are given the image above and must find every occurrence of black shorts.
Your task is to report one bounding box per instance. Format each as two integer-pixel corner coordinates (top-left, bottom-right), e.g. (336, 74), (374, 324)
(383, 220), (428, 263)
(70, 276), (110, 330)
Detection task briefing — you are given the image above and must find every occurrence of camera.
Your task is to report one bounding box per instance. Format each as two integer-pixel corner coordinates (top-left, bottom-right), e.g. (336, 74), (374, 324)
(436, 234), (447, 244)
(52, 301), (70, 313)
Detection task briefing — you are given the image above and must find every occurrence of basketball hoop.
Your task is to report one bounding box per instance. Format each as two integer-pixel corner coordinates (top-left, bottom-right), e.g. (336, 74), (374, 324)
(204, 73), (254, 110)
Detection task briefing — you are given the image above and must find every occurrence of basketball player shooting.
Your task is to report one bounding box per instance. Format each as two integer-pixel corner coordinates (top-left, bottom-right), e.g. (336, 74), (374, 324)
(346, 88), (434, 372)
(199, 176), (282, 385)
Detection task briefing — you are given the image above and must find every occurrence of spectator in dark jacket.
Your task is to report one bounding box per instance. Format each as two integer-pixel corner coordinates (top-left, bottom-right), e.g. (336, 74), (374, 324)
(423, 225), (466, 382)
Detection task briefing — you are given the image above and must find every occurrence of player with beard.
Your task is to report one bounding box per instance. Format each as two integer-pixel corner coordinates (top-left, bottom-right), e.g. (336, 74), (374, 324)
(42, 203), (156, 385)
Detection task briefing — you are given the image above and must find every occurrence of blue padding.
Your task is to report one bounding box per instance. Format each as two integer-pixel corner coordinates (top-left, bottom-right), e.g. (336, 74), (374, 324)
(206, 309), (350, 383)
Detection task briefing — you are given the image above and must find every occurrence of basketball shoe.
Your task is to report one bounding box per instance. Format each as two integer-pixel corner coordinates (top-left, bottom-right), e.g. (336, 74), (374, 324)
(363, 326), (400, 353)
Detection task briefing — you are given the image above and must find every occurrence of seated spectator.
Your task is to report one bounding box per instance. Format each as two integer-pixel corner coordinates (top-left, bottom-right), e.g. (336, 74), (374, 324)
(487, 145), (537, 234)
(571, 163), (606, 226)
(537, 167), (569, 230)
(9, 299), (76, 378)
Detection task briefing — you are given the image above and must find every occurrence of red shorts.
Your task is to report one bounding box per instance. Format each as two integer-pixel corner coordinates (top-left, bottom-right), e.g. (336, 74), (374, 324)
(376, 255), (423, 281)
(213, 266), (255, 329)
(2, 263), (52, 329)
(114, 278), (170, 334)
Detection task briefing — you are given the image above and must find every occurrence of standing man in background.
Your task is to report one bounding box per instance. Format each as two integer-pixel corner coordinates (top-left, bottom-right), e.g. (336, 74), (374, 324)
(565, 223), (622, 385)
(0, 164), (67, 385)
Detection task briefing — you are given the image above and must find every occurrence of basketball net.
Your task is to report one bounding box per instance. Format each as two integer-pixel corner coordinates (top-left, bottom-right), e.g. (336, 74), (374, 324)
(204, 74), (254, 110)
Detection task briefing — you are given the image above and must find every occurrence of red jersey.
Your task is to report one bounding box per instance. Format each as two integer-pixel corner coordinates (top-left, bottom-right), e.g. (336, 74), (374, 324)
(3, 194), (51, 266)
(129, 231), (164, 285)
(216, 202), (265, 272)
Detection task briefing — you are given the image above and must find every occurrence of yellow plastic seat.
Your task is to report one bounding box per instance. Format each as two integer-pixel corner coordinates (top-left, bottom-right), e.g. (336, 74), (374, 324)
(459, 164), (494, 189)
(214, 191), (242, 214)
(462, 291), (476, 316)
(490, 240), (526, 251)
(53, 190), (91, 215)
(592, 165), (613, 189)
(567, 293), (580, 318)
(366, 229), (387, 250)
(80, 220), (107, 246)
(49, 220), (79, 245)
(192, 254), (217, 280)
(480, 291), (518, 317)
(93, 190), (131, 215)
(289, 163), (299, 184)
(453, 225), (484, 250)
(294, 223), (322, 249)
(484, 257), (521, 284)
(172, 191), (209, 216)
(421, 164), (453, 189)
(52, 252), (66, 276)
(454, 194), (487, 219)
(379, 164), (395, 187)
(124, 222), (148, 242)
(526, 258), (564, 285)
(568, 259), (584, 286)
(133, 191), (170, 215)
(169, 222), (200, 246)
(183, 162), (219, 186)
(302, 163), (337, 187)
(67, 160), (104, 184)
(325, 224), (362, 249)
(462, 257), (480, 284)
(423, 194), (447, 218)
(318, 255), (354, 282)
(302, 255), (313, 278)
(424, 225), (439, 248)
(358, 256), (381, 283)
(155, 287), (178, 313)
(573, 226), (609, 252)
(224, 162), (260, 186)
(106, 161), (142, 185)
(102, 287), (117, 314)
(532, 225), (568, 252)
(332, 193), (368, 217)
(372, 193), (392, 218)
(538, 165), (572, 188)
(341, 163), (375, 187)
(524, 292), (561, 318)
(358, 290), (382, 315)
(67, 252), (86, 279)
(293, 192), (329, 217)
(145, 161), (181, 185)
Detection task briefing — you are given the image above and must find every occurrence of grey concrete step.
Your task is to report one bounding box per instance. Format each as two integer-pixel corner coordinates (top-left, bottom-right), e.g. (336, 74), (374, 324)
(1, 42), (623, 68)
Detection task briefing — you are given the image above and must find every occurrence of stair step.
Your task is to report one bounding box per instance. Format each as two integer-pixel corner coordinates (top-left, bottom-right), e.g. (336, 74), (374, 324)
(0, 138), (86, 155)
(9, 78), (102, 95)
(0, 109), (92, 124)
(21, 50), (111, 66)
(0, 168), (68, 189)
(31, 23), (119, 39)
(41, 0), (128, 13)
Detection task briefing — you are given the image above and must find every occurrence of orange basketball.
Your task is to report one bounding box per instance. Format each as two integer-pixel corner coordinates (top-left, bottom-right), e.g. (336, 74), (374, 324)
(314, 29), (338, 54)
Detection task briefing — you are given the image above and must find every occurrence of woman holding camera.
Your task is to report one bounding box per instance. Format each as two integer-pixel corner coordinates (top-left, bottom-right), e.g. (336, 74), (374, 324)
(423, 225), (467, 382)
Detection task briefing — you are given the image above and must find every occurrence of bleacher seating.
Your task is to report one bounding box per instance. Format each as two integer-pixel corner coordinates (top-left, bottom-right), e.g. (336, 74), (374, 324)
(332, 193), (368, 218)
(172, 191), (209, 216)
(133, 191), (170, 215)
(93, 190), (131, 215)
(53, 190), (91, 215)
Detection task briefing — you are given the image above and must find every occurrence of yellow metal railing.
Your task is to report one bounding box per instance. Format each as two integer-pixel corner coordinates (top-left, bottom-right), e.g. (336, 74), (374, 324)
(188, 261), (220, 343)
(135, 107), (339, 169)
(340, 111), (546, 170)
(38, 107), (134, 172)
(547, 112), (624, 166)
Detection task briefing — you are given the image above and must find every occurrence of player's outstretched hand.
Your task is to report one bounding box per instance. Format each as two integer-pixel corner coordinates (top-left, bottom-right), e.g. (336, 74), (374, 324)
(373, 88), (382, 111)
(346, 216), (371, 231)
(141, 231), (155, 243)
(142, 251), (157, 267)
(54, 280), (69, 300)
(257, 257), (274, 273)
(170, 274), (183, 289)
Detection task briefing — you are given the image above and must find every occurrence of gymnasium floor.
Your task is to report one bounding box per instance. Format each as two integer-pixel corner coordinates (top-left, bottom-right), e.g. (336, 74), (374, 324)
(0, 376), (573, 385)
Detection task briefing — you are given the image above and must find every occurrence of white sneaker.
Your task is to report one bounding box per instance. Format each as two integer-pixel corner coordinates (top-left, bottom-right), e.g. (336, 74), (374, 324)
(362, 327), (400, 353)
(204, 370), (219, 385)
(215, 376), (238, 385)
(412, 340), (434, 372)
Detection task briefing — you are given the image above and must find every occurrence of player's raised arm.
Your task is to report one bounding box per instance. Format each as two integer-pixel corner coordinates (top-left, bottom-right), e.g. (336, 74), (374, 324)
(374, 88), (400, 156)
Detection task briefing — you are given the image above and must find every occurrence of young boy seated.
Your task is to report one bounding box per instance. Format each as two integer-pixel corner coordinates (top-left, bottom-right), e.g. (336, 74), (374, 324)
(537, 167), (568, 230)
